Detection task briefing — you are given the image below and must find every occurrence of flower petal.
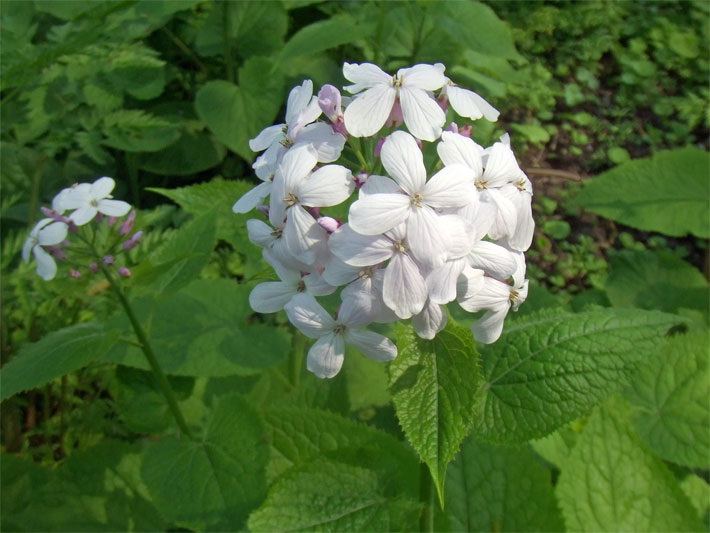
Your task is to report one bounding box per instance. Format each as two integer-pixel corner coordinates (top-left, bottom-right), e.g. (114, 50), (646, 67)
(278, 143), (318, 193)
(483, 142), (521, 187)
(283, 204), (326, 265)
(437, 131), (484, 176)
(348, 193), (411, 236)
(447, 85), (500, 122)
(358, 175), (399, 197)
(458, 277), (510, 313)
(33, 246), (57, 281)
(307, 332), (344, 378)
(423, 164), (476, 209)
(232, 181), (272, 214)
(297, 164), (354, 207)
(406, 205), (448, 268)
(343, 84), (396, 138)
(246, 219), (275, 248)
(426, 257), (467, 305)
(399, 63), (446, 91)
(469, 241), (518, 280)
(69, 206), (98, 226)
(322, 256), (360, 286)
(249, 282), (296, 313)
(471, 308), (508, 344)
(284, 293), (336, 338)
(249, 124), (285, 152)
(91, 177), (116, 200)
(399, 86), (445, 142)
(382, 251), (427, 319)
(97, 199), (131, 217)
(345, 329), (397, 362)
(328, 224), (393, 267)
(380, 130), (426, 194)
(412, 299), (447, 340)
(37, 221), (68, 246)
(343, 62), (392, 93)
(293, 123), (345, 163)
(286, 80), (314, 125)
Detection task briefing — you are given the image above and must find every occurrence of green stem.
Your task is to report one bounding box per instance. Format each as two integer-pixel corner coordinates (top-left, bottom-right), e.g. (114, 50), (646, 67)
(289, 331), (305, 387)
(100, 263), (194, 439)
(161, 26), (208, 74)
(347, 137), (369, 172)
(420, 463), (436, 533)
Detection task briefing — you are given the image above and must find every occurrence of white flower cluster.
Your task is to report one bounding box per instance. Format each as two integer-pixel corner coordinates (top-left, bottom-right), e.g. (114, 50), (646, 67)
(234, 63), (534, 378)
(23, 177), (131, 280)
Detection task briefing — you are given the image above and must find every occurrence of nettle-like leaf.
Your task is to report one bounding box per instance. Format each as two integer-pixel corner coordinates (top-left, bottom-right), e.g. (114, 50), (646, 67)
(625, 331), (710, 468)
(473, 308), (683, 444)
(574, 147), (710, 238)
(195, 57), (283, 161)
(248, 458), (421, 533)
(556, 398), (703, 532)
(438, 436), (565, 532)
(388, 319), (482, 505)
(101, 109), (180, 153)
(138, 130), (226, 176)
(0, 322), (120, 401)
(105, 279), (290, 377)
(142, 394), (269, 531)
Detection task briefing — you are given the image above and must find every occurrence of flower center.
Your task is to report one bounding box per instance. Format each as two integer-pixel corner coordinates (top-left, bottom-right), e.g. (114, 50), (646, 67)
(394, 240), (407, 254)
(410, 193), (424, 207)
(475, 179), (487, 190)
(296, 280), (306, 292)
(280, 137), (293, 148)
(270, 227), (283, 238)
(392, 74), (402, 88)
(333, 324), (346, 335)
(514, 179), (527, 191)
(283, 192), (299, 207)
(90, 199), (99, 207)
(358, 268), (371, 280)
(509, 289), (520, 303)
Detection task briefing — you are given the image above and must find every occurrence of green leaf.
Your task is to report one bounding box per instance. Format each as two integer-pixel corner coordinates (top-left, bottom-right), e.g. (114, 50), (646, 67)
(574, 148), (710, 238)
(605, 249), (709, 317)
(439, 437), (564, 532)
(101, 110), (180, 153)
(438, 2), (522, 60)
(0, 322), (120, 401)
(138, 129), (225, 176)
(388, 318), (482, 505)
(105, 279), (290, 377)
(195, 58), (283, 160)
(473, 308), (683, 444)
(530, 425), (579, 468)
(278, 15), (374, 63)
(625, 331), (710, 467)
(556, 399), (703, 532)
(248, 458), (421, 532)
(142, 394), (269, 531)
(680, 474), (710, 522)
(343, 345), (391, 410)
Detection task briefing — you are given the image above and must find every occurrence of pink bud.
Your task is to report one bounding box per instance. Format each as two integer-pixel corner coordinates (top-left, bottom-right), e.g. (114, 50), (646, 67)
(94, 212), (104, 223)
(318, 84), (342, 122)
(106, 216), (118, 227)
(458, 124), (472, 138)
(69, 269), (81, 279)
(89, 262), (99, 273)
(122, 230), (142, 250)
(119, 210), (136, 236)
(40, 206), (71, 225)
(354, 172), (370, 189)
(331, 117), (348, 138)
(118, 267), (131, 278)
(317, 216), (340, 234)
(47, 246), (66, 261)
(256, 205), (269, 217)
(385, 100), (403, 128)
(445, 122), (459, 134)
(306, 207), (321, 219)
(103, 255), (114, 266)
(374, 137), (386, 158)
(438, 93), (450, 112)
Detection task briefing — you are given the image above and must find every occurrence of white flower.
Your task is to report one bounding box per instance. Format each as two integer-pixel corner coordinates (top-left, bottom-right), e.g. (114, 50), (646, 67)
(22, 218), (68, 280)
(412, 298), (447, 340)
(443, 79), (500, 122)
(284, 293), (397, 378)
(61, 177), (131, 226)
(342, 62), (447, 141)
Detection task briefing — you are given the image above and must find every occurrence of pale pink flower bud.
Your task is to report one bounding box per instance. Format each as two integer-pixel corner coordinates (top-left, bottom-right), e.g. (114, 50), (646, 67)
(317, 216), (340, 234)
(89, 262), (99, 273)
(354, 172), (370, 188)
(256, 205), (269, 217)
(445, 122), (459, 134)
(438, 93), (450, 112)
(106, 216), (118, 227)
(94, 212), (104, 223)
(122, 230), (142, 250)
(385, 100), (403, 128)
(103, 255), (114, 265)
(119, 210), (136, 235)
(47, 245), (66, 261)
(40, 206), (71, 225)
(459, 124), (472, 137)
(69, 269), (81, 279)
(374, 137), (386, 158)
(318, 84), (342, 122)
(118, 267), (131, 278)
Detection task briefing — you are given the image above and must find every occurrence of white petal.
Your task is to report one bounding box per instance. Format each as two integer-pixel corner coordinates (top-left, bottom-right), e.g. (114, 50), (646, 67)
(37, 221), (68, 246)
(471, 308), (509, 344)
(279, 143), (318, 193)
(383, 252), (427, 319)
(288, 97), (321, 137)
(447, 85), (500, 122)
(249, 124), (285, 152)
(426, 257), (467, 305)
(60, 184), (91, 210)
(358, 175), (399, 197)
(337, 294), (375, 329)
(284, 293), (336, 338)
(483, 188), (517, 240)
(469, 241), (518, 280)
(249, 282), (296, 313)
(253, 143), (283, 180)
(343, 84), (396, 138)
(22, 237), (34, 263)
(423, 164), (476, 209)
(406, 205), (448, 268)
(293, 123), (345, 163)
(303, 272), (336, 296)
(511, 279), (529, 312)
(399, 63), (446, 91)
(307, 332), (344, 378)
(90, 177), (115, 200)
(508, 191), (535, 252)
(483, 142), (521, 187)
(348, 193), (411, 236)
(283, 205), (326, 265)
(328, 224), (393, 267)
(297, 164), (354, 207)
(343, 62), (391, 93)
(33, 246), (57, 281)
(97, 199), (131, 217)
(232, 181), (271, 214)
(69, 206), (98, 226)
(456, 266), (485, 301)
(380, 130), (426, 194)
(286, 80), (314, 125)
(439, 214), (476, 259)
(412, 299), (447, 340)
(322, 256), (360, 286)
(247, 219), (275, 248)
(437, 131), (484, 176)
(262, 248), (299, 283)
(511, 252), (527, 288)
(399, 86), (445, 142)
(458, 277), (510, 313)
(345, 329), (397, 361)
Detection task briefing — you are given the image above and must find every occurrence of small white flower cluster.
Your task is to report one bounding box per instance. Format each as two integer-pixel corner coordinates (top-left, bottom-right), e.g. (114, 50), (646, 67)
(23, 177), (132, 280)
(234, 63), (534, 378)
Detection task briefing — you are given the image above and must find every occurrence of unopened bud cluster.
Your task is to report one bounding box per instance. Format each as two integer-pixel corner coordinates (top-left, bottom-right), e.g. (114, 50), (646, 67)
(235, 62), (534, 378)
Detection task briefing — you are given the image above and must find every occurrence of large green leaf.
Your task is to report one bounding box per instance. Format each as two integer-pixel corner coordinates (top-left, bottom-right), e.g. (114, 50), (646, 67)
(439, 437), (564, 532)
(141, 394), (268, 531)
(574, 148), (710, 238)
(605, 249), (709, 317)
(101, 110), (180, 153)
(138, 130), (226, 176)
(388, 319), (482, 505)
(195, 58), (283, 161)
(625, 331), (710, 467)
(248, 458), (421, 532)
(105, 279), (290, 377)
(0, 322), (120, 401)
(473, 308), (683, 444)
(556, 399), (703, 532)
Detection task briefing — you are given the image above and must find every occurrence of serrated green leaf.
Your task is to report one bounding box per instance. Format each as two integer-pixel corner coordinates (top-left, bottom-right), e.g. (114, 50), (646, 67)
(0, 322), (120, 401)
(530, 425), (579, 468)
(248, 458), (421, 532)
(138, 130), (225, 176)
(389, 319), (482, 505)
(101, 110), (180, 153)
(605, 249), (709, 317)
(195, 58), (283, 160)
(680, 474), (710, 522)
(277, 14), (375, 63)
(556, 399), (703, 532)
(439, 437), (564, 532)
(473, 308), (683, 444)
(574, 148), (710, 238)
(142, 394), (268, 531)
(105, 279), (290, 377)
(625, 331), (710, 467)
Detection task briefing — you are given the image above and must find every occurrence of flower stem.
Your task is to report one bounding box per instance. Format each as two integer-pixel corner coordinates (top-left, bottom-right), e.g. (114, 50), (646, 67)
(100, 264), (194, 439)
(420, 462), (436, 533)
(347, 137), (370, 173)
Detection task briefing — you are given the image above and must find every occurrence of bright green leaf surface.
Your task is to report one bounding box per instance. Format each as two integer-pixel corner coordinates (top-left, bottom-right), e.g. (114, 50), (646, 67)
(440, 437), (564, 532)
(556, 399), (703, 532)
(142, 394), (268, 531)
(101, 110), (180, 153)
(138, 130), (226, 176)
(530, 425), (580, 467)
(473, 308), (683, 444)
(626, 331), (710, 467)
(105, 279), (290, 377)
(248, 459), (421, 532)
(195, 58), (283, 160)
(0, 322), (120, 401)
(574, 148), (710, 238)
(681, 475), (710, 522)
(278, 15), (374, 63)
(389, 319), (482, 505)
